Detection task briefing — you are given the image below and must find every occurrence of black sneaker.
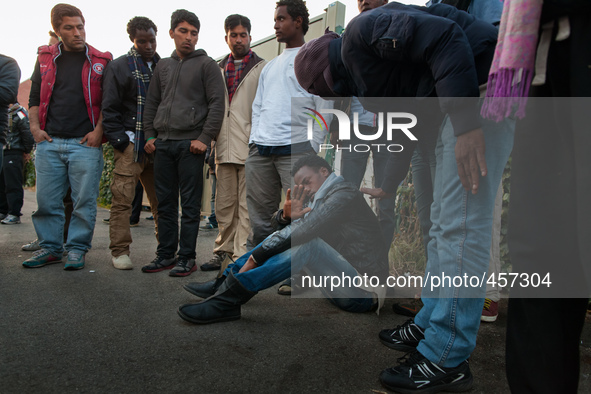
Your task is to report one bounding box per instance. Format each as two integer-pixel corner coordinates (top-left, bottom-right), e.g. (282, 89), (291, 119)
(200, 253), (224, 271)
(379, 319), (425, 352)
(169, 259), (197, 277)
(379, 351), (473, 393)
(141, 256), (176, 273)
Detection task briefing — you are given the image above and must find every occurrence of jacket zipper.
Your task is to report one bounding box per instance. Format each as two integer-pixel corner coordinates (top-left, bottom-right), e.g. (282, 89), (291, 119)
(164, 58), (183, 131)
(85, 45), (95, 127)
(47, 46), (62, 124)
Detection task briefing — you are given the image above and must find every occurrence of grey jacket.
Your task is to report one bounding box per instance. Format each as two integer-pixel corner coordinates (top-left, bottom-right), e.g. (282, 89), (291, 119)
(144, 50), (225, 146)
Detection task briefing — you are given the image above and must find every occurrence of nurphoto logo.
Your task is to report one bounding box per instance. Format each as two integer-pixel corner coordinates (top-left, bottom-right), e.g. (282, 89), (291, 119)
(304, 108), (418, 153)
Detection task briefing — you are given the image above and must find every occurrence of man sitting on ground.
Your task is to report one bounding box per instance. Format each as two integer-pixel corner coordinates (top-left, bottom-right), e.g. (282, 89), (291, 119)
(177, 155), (388, 324)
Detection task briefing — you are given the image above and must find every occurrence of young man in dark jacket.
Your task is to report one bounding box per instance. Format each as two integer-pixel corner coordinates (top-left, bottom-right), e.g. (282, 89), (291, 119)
(0, 103), (34, 224)
(102, 16), (160, 270)
(178, 155), (388, 324)
(0, 54), (21, 173)
(142, 9), (225, 277)
(294, 3), (514, 393)
(24, 3), (112, 270)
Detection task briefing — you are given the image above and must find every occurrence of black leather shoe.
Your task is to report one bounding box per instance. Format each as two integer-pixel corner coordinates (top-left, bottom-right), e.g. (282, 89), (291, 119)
(178, 272), (257, 324)
(183, 276), (226, 298)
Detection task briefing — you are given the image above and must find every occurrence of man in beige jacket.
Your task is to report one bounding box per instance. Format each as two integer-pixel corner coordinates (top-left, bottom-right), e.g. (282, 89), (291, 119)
(200, 14), (265, 272)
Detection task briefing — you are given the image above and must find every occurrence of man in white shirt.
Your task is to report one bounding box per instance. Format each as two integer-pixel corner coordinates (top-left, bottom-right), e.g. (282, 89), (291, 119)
(246, 0), (330, 248)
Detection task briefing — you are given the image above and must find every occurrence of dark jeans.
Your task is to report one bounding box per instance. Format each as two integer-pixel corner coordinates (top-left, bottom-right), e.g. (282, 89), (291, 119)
(0, 152), (24, 216)
(154, 139), (204, 260)
(130, 181), (143, 224)
(208, 173), (217, 226)
(340, 124), (396, 245)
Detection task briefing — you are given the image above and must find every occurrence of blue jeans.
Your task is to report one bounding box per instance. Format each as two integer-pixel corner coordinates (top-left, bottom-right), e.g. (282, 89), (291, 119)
(414, 114), (514, 367)
(411, 137), (437, 258)
(225, 237), (375, 313)
(33, 138), (104, 255)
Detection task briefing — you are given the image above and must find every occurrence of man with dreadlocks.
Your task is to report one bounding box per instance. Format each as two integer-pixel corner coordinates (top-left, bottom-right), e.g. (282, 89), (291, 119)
(102, 16), (160, 270)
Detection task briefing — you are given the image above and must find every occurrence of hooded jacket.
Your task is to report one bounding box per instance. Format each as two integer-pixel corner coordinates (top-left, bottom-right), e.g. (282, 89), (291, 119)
(332, 2), (498, 136)
(143, 50), (225, 146)
(216, 52), (265, 165)
(35, 43), (112, 130)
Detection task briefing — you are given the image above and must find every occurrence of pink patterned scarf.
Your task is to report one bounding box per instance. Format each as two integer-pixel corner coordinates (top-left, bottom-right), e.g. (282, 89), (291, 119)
(481, 0), (543, 121)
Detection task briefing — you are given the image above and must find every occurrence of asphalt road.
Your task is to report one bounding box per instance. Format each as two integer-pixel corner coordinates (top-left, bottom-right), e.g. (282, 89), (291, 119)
(1, 190), (590, 393)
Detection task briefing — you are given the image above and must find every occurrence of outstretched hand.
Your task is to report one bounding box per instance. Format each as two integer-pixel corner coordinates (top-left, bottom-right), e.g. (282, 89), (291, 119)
(360, 187), (393, 200)
(455, 128), (487, 194)
(283, 185), (311, 221)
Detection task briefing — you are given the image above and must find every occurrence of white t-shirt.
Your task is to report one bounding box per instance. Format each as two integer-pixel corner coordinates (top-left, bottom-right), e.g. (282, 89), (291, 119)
(250, 47), (332, 152)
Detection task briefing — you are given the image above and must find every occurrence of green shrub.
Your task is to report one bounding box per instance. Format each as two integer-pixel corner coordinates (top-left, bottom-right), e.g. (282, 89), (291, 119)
(24, 151), (36, 187)
(98, 144), (114, 208)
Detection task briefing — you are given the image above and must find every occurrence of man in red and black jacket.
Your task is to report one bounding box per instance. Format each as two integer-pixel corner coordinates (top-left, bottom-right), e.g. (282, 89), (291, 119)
(24, 3), (112, 270)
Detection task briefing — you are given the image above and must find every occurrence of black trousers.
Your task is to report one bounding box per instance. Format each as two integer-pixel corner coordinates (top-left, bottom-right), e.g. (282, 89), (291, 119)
(0, 151), (24, 216)
(153, 139), (204, 260)
(506, 14), (591, 393)
(130, 181), (143, 224)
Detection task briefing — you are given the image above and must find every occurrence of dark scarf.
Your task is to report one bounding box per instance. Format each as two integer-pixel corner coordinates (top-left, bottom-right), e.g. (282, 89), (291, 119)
(127, 47), (159, 161)
(225, 49), (252, 103)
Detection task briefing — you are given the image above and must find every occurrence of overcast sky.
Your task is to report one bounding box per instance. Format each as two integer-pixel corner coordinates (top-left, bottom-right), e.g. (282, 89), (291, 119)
(0, 0), (424, 83)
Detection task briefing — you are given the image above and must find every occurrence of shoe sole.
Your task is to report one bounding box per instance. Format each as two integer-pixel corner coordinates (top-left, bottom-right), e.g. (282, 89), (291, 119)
(392, 304), (421, 317)
(177, 308), (240, 324)
(480, 314), (498, 322)
(1, 222), (20, 225)
(22, 247), (41, 251)
(64, 264), (84, 270)
(169, 265), (197, 277)
(141, 263), (176, 273)
(22, 258), (62, 268)
(380, 373), (473, 394)
(379, 338), (419, 352)
(113, 264), (133, 270)
(277, 285), (292, 295)
(182, 284), (214, 299)
(200, 264), (221, 271)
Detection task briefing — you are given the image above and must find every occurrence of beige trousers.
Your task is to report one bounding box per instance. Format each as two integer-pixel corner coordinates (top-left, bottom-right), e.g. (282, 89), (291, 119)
(109, 143), (159, 257)
(214, 163), (249, 259)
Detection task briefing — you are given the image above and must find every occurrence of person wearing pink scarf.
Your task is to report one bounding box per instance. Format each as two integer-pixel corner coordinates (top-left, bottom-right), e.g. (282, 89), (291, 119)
(484, 1), (591, 392)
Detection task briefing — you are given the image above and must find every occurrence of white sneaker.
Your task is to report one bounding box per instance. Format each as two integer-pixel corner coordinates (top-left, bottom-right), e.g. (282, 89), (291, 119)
(1, 214), (20, 224)
(22, 239), (41, 251)
(112, 255), (133, 270)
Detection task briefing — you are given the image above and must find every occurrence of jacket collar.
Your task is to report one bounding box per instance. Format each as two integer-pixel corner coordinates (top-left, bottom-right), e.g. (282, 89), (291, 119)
(171, 49), (206, 61)
(219, 51), (264, 78)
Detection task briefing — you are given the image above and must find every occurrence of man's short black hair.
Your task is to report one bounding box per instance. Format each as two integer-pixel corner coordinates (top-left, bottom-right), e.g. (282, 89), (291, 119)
(51, 3), (84, 33)
(171, 9), (200, 32)
(292, 155), (333, 176)
(127, 16), (158, 41)
(276, 0), (309, 35)
(224, 14), (252, 34)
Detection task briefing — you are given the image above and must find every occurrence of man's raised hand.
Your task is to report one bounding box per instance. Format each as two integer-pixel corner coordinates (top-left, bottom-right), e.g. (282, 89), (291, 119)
(283, 185), (311, 221)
